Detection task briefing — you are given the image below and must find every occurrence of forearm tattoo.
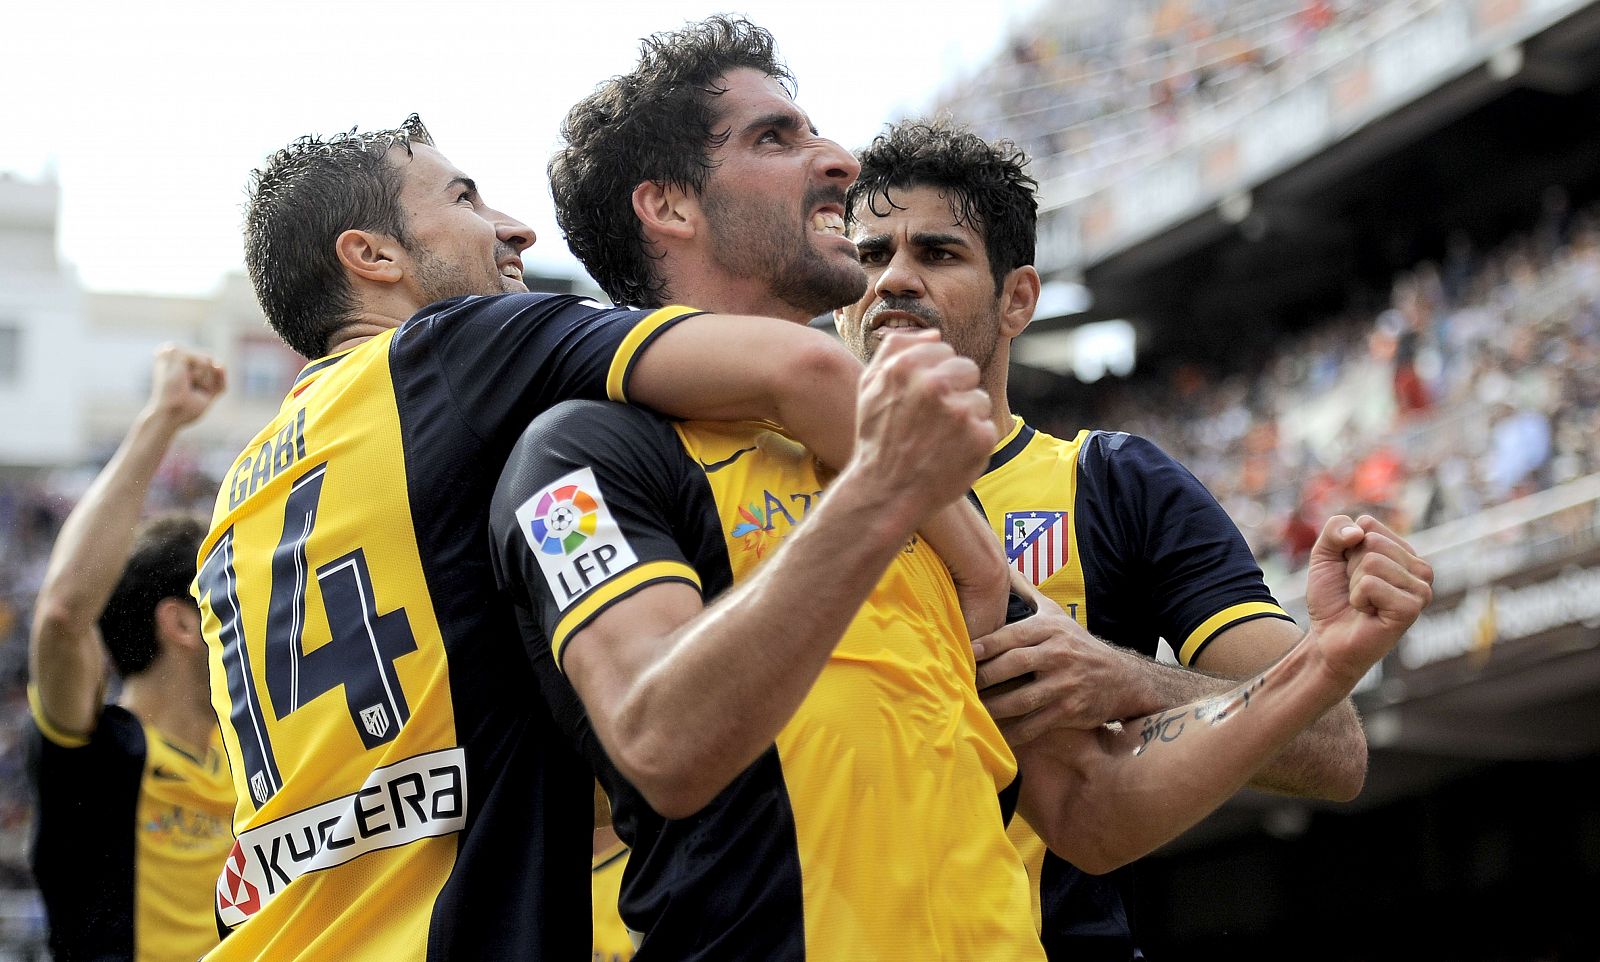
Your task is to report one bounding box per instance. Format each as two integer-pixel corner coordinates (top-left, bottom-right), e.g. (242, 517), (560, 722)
(1133, 673), (1269, 756)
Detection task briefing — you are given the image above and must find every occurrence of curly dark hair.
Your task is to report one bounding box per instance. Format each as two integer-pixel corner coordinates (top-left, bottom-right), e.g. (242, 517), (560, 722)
(244, 114), (433, 358)
(99, 513), (207, 678)
(848, 120), (1038, 293)
(549, 16), (792, 307)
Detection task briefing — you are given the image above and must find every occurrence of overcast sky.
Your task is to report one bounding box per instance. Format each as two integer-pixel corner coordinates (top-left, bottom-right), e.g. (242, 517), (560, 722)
(1, 0), (1044, 297)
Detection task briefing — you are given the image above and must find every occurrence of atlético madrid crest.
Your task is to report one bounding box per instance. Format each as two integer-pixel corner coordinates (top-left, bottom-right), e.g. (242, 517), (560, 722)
(1004, 511), (1069, 585)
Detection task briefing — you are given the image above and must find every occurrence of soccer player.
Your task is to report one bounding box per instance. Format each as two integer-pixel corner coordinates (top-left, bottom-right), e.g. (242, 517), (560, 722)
(197, 115), (1000, 961)
(492, 16), (1431, 960)
(834, 120), (1371, 959)
(28, 345), (233, 962)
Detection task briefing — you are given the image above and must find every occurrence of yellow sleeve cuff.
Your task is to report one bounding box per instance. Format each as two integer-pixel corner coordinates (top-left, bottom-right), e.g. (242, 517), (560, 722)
(1176, 601), (1295, 666)
(552, 561), (703, 668)
(28, 685), (94, 748)
(605, 306), (704, 403)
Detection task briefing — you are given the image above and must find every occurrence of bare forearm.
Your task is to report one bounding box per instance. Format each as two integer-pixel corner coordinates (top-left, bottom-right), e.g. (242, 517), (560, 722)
(30, 407), (184, 731)
(630, 319), (1008, 633)
(1125, 651), (1365, 799)
(1249, 696), (1365, 799)
(1021, 640), (1350, 873)
(608, 468), (921, 817)
(34, 408), (179, 626)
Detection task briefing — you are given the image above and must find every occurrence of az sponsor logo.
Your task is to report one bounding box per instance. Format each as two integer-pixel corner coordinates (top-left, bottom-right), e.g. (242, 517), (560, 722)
(216, 747), (467, 928)
(730, 489), (821, 559)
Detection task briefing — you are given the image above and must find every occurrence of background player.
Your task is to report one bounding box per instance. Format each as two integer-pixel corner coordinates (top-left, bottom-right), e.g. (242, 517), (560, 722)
(199, 112), (1000, 961)
(28, 345), (232, 962)
(835, 119), (1370, 960)
(591, 784), (635, 962)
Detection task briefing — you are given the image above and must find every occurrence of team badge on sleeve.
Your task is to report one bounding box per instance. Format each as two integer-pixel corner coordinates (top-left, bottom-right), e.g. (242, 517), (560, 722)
(516, 467), (638, 609)
(1004, 510), (1069, 585)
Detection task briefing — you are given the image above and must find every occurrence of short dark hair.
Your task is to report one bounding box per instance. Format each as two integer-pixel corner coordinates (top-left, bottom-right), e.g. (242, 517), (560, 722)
(550, 16), (792, 307)
(99, 514), (206, 678)
(245, 114), (433, 358)
(849, 120), (1038, 293)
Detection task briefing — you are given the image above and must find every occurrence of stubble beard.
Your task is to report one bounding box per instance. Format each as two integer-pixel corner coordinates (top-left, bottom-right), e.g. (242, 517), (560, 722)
(854, 296), (1000, 372)
(704, 189), (867, 319)
(410, 247), (507, 308)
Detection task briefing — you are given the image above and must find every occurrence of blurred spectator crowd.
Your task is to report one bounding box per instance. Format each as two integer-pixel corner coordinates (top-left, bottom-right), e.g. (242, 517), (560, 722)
(939, 0), (1427, 191)
(1042, 193), (1600, 583)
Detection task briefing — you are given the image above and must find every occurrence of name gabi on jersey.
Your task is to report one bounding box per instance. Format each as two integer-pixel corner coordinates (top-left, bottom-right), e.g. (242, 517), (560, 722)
(516, 466), (640, 609)
(228, 408), (308, 509)
(215, 747), (467, 927)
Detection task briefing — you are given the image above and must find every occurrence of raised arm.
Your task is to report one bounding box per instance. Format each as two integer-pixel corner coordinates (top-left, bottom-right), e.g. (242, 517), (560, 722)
(557, 331), (994, 818)
(29, 346), (226, 736)
(626, 315), (1009, 638)
(976, 590), (1367, 800)
(1013, 516), (1431, 874)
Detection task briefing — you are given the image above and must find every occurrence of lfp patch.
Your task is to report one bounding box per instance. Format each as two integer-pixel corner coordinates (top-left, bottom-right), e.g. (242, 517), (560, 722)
(1004, 510), (1069, 585)
(516, 467), (638, 609)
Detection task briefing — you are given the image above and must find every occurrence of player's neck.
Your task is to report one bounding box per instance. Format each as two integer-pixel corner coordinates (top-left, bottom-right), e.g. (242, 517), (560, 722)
(663, 272), (815, 326)
(986, 367), (1018, 446)
(119, 661), (216, 757)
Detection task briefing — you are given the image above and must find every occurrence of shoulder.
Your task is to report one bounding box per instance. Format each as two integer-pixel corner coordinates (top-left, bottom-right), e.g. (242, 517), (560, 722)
(1077, 429), (1174, 470)
(493, 401), (686, 522)
(1075, 430), (1209, 492)
(407, 292), (593, 326)
(512, 399), (678, 460)
(30, 700), (145, 765)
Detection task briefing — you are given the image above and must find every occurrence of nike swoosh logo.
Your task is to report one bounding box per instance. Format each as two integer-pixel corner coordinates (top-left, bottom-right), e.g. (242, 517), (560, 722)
(699, 446), (757, 473)
(151, 766), (186, 782)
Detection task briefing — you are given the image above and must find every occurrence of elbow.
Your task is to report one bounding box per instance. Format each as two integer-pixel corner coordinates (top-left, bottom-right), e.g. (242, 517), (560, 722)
(777, 335), (859, 414)
(31, 600), (86, 652)
(1035, 815), (1133, 876)
(1073, 850), (1132, 877)
(608, 728), (722, 821)
(1312, 714), (1370, 803)
(1029, 786), (1138, 876)
(1329, 739), (1369, 803)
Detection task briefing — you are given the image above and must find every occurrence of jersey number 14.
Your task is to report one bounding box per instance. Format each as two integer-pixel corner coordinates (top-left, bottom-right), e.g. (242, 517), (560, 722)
(197, 463), (418, 807)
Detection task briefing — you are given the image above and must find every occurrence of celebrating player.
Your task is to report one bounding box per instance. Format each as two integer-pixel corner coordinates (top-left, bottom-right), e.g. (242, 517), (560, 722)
(28, 345), (233, 962)
(834, 119), (1371, 959)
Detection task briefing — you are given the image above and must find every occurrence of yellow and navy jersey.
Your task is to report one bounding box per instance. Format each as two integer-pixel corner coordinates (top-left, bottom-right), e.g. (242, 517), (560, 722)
(973, 419), (1292, 961)
(489, 400), (1041, 962)
(194, 294), (696, 962)
(591, 843), (635, 962)
(27, 692), (233, 962)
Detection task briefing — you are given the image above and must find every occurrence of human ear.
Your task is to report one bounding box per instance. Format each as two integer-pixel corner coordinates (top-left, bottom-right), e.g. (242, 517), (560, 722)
(154, 597), (203, 653)
(631, 181), (697, 243)
(334, 229), (405, 285)
(999, 265), (1041, 339)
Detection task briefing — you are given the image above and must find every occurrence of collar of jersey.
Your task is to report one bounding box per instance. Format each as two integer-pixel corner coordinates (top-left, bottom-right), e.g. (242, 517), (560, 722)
(292, 346), (362, 389)
(985, 416), (1035, 475)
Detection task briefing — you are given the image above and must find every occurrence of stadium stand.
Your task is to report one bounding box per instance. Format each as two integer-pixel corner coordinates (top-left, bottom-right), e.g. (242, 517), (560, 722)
(940, 0), (1417, 191)
(1040, 203), (1600, 580)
